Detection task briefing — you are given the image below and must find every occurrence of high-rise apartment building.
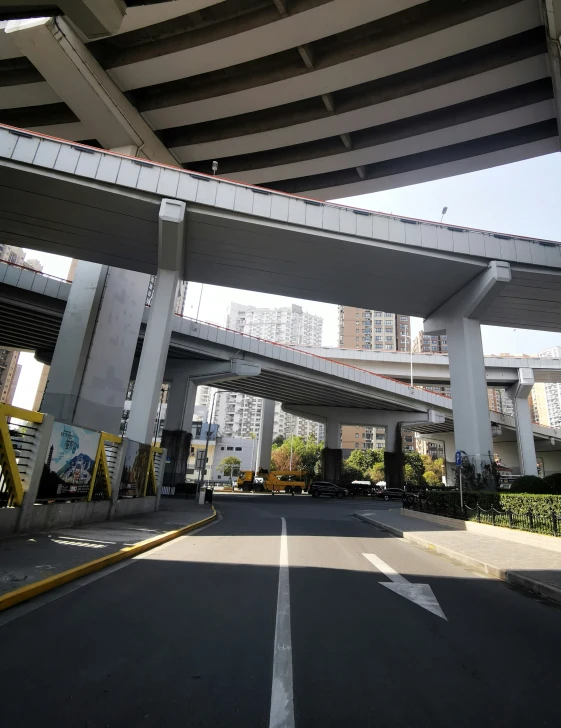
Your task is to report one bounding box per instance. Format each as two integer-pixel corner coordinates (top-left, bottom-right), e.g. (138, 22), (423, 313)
(487, 388), (514, 417)
(0, 246), (43, 405)
(531, 382), (550, 426)
(214, 303), (324, 441)
(412, 331), (448, 353)
(538, 346), (561, 428)
(338, 306), (411, 456)
(338, 306), (411, 351)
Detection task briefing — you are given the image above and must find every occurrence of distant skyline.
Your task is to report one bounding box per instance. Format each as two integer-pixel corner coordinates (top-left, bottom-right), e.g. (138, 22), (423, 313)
(12, 151), (561, 409)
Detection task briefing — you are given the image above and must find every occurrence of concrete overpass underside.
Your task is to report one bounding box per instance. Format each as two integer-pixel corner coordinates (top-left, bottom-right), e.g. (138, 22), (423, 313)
(0, 0), (560, 199)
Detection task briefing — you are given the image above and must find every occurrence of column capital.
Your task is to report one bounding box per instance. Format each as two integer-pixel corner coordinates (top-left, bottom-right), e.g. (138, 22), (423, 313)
(424, 261), (511, 334)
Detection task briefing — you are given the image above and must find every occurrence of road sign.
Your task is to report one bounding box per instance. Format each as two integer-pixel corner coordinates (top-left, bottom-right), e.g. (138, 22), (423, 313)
(455, 450), (462, 466)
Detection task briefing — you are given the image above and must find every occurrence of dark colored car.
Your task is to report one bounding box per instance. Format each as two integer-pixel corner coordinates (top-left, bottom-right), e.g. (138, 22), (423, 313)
(309, 481), (349, 499)
(375, 488), (405, 501)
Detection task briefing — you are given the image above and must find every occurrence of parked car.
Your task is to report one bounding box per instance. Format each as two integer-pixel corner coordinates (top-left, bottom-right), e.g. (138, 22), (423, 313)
(309, 481), (349, 499)
(375, 487), (405, 501)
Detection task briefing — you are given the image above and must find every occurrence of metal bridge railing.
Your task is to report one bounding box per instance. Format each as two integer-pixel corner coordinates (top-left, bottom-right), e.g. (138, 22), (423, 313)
(0, 404), (44, 508)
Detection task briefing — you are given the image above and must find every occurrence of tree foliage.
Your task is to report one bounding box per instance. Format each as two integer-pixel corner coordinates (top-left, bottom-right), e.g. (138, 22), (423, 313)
(217, 456), (241, 476)
(368, 462), (385, 483)
(403, 452), (425, 486)
(271, 434), (323, 476)
(344, 448), (384, 478)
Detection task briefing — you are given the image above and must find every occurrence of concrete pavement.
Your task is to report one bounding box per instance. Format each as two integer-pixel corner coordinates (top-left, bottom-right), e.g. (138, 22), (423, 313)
(0, 499), (213, 600)
(1, 495), (560, 727)
(355, 505), (561, 604)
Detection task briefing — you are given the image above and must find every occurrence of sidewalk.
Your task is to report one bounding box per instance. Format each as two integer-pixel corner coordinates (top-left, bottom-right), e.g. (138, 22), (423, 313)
(355, 506), (561, 605)
(0, 499), (215, 609)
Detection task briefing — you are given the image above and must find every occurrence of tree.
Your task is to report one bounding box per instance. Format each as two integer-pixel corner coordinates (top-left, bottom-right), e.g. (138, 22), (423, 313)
(270, 434), (322, 476)
(340, 463), (364, 485)
(424, 471), (442, 488)
(271, 448), (302, 471)
(404, 452), (425, 486)
(345, 448), (384, 478)
(368, 462), (385, 484)
(273, 434), (285, 447)
(216, 456), (241, 477)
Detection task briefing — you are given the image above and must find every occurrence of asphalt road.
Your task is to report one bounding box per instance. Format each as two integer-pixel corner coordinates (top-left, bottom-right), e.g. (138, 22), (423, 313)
(2, 495), (561, 728)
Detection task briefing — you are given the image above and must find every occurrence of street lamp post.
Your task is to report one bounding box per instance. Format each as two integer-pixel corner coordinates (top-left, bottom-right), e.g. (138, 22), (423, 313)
(440, 206), (448, 223)
(402, 334), (414, 388)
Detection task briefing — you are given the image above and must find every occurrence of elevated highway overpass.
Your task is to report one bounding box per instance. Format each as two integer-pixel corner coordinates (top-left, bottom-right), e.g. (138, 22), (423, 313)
(300, 346), (561, 387)
(1, 125), (561, 332)
(1, 126), (561, 477)
(0, 1), (560, 198)
(1, 259), (560, 482)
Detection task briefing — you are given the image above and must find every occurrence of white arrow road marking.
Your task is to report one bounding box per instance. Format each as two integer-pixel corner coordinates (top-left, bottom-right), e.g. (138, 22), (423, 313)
(363, 552), (447, 620)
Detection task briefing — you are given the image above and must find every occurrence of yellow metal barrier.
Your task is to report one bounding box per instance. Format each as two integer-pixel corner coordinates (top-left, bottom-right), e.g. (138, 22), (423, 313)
(144, 446), (163, 497)
(0, 404), (44, 507)
(87, 431), (122, 502)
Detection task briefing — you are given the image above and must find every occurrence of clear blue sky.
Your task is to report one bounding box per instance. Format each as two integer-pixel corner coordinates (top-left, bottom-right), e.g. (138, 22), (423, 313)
(15, 151), (561, 407)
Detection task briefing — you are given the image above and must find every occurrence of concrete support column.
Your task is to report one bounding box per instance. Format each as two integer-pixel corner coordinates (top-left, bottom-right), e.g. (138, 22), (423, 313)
(161, 374), (197, 493)
(257, 399), (275, 471)
(42, 261), (148, 434)
(507, 368), (538, 476)
(127, 199), (185, 444)
(425, 261), (511, 472)
(322, 418), (341, 482)
(384, 422), (404, 489)
(446, 317), (494, 471)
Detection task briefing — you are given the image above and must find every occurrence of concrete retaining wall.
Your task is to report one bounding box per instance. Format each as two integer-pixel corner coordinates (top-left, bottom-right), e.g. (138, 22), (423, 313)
(1, 496), (158, 537)
(114, 497), (157, 518)
(0, 508), (19, 538)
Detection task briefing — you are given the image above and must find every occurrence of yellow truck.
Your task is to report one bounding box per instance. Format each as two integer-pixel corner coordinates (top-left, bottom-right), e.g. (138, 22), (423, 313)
(237, 469), (308, 494)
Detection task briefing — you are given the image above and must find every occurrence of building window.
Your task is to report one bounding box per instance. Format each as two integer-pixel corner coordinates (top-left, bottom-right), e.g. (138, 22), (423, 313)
(385, 319), (392, 325)
(375, 319), (382, 325)
(375, 328), (382, 333)
(227, 446), (233, 450)
(375, 336), (382, 341)
(355, 443), (359, 448)
(221, 446), (225, 450)
(385, 336), (393, 342)
(400, 316), (408, 320)
(385, 344), (392, 349)
(235, 446), (242, 451)
(355, 433), (359, 438)
(375, 344), (382, 349)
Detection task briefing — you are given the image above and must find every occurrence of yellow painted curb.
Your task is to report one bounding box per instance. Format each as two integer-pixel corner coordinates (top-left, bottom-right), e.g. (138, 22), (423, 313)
(0, 506), (217, 612)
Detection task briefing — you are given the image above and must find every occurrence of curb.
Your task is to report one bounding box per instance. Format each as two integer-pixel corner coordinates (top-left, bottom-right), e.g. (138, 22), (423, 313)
(354, 512), (561, 607)
(0, 507), (217, 612)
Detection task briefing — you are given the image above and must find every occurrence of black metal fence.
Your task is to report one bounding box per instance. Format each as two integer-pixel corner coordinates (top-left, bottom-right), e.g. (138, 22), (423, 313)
(403, 495), (561, 537)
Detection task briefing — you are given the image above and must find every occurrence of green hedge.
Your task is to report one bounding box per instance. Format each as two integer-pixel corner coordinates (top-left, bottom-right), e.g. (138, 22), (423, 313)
(425, 490), (561, 516)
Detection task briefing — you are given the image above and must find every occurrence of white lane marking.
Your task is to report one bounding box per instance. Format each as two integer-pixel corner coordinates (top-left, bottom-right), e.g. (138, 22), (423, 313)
(0, 511), (222, 628)
(269, 516), (295, 728)
(362, 552), (447, 620)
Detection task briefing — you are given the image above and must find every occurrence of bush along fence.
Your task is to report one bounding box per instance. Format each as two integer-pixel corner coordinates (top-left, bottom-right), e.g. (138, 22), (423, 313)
(403, 490), (561, 537)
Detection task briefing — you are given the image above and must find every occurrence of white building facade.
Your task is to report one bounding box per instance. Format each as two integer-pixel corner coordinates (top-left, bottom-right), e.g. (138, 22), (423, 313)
(214, 302), (324, 442)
